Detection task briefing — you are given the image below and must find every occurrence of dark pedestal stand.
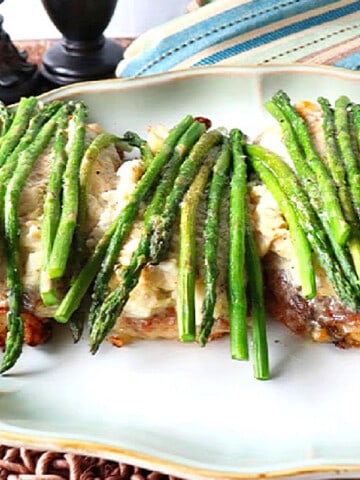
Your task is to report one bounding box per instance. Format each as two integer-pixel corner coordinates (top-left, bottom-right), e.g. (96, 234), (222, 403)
(0, 14), (38, 104)
(40, 37), (124, 85)
(40, 0), (123, 86)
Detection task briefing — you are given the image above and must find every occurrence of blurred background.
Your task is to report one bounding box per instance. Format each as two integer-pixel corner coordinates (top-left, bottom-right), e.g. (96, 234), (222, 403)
(1, 0), (191, 39)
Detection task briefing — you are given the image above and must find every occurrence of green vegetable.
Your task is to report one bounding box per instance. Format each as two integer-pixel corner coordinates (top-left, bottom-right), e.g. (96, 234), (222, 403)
(269, 90), (350, 247)
(77, 132), (131, 260)
(247, 144), (359, 310)
(177, 149), (218, 342)
(89, 129), (223, 353)
(1, 104), (63, 373)
(227, 129), (248, 360)
(54, 115), (195, 324)
(0, 101), (63, 231)
(123, 130), (154, 168)
(198, 138), (231, 347)
(245, 210), (270, 380)
(0, 97), (38, 168)
(40, 107), (73, 305)
(88, 120), (207, 330)
(318, 96), (360, 278)
(334, 96), (360, 223)
(247, 145), (316, 299)
(47, 102), (88, 280)
(0, 101), (13, 138)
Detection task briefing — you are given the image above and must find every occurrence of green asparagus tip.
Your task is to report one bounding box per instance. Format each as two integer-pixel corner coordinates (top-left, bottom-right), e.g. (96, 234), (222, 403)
(231, 350), (249, 362)
(90, 342), (101, 355)
(47, 266), (64, 280)
(254, 368), (270, 381)
(41, 289), (59, 307)
(0, 354), (18, 374)
(53, 313), (70, 324)
(180, 333), (196, 342)
(198, 332), (208, 347)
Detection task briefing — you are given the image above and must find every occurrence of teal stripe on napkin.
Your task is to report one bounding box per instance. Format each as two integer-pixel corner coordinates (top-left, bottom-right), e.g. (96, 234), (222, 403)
(194, 0), (360, 66)
(116, 0), (360, 78)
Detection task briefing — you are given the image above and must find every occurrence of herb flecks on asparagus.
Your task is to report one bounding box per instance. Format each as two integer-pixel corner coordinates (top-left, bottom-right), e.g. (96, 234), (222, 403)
(0, 97), (38, 168)
(90, 129), (223, 353)
(334, 96), (360, 223)
(0, 101), (64, 230)
(228, 129), (248, 360)
(318, 96), (360, 278)
(1, 104), (63, 373)
(246, 144), (359, 310)
(47, 102), (88, 280)
(54, 115), (195, 324)
(198, 138), (231, 347)
(88, 119), (207, 330)
(266, 92), (359, 302)
(177, 149), (218, 342)
(269, 90), (350, 247)
(247, 145), (317, 299)
(40, 107), (72, 306)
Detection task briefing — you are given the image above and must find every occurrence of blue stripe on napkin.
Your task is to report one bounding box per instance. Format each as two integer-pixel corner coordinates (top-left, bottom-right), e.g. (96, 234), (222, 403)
(194, 0), (360, 66)
(119, 0), (344, 77)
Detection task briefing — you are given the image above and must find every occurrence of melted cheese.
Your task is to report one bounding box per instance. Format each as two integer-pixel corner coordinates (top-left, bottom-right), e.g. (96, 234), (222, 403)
(12, 104), (335, 328)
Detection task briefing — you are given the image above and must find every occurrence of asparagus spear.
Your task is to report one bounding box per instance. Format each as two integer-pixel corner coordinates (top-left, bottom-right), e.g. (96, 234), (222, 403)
(177, 149), (218, 342)
(246, 144), (359, 310)
(123, 130), (154, 168)
(351, 102), (360, 151)
(0, 101), (63, 226)
(245, 208), (270, 380)
(227, 130), (248, 360)
(0, 101), (13, 138)
(64, 133), (132, 339)
(270, 90), (350, 246)
(149, 129), (223, 263)
(90, 130), (223, 353)
(88, 120), (207, 329)
(0, 97), (38, 168)
(318, 96), (360, 278)
(266, 94), (359, 296)
(198, 139), (231, 347)
(40, 108), (72, 305)
(336, 97), (360, 219)
(47, 102), (88, 280)
(54, 115), (195, 324)
(1, 105), (65, 373)
(77, 132), (131, 259)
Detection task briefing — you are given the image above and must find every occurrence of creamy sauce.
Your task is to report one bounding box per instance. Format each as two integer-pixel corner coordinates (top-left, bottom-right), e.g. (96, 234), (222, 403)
(12, 105), (335, 328)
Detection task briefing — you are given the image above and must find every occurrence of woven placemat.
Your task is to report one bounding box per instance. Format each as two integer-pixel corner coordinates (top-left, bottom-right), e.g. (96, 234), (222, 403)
(0, 445), (181, 480)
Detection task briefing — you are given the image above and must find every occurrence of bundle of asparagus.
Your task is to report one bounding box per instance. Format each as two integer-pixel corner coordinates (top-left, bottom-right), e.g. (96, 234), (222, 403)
(2, 90), (360, 379)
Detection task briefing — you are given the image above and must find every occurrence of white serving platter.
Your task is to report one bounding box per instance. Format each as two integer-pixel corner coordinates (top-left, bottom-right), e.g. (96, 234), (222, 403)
(2, 64), (360, 480)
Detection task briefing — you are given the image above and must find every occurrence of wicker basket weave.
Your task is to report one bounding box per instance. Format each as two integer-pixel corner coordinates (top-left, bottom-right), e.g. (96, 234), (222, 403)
(0, 445), (182, 480)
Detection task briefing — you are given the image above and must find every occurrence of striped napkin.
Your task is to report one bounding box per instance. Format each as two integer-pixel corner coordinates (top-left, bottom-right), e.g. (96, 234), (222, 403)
(116, 0), (360, 78)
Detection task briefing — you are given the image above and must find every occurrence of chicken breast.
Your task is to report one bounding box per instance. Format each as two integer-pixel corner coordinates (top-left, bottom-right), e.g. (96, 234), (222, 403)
(0, 121), (123, 348)
(2, 103), (358, 352)
(258, 100), (360, 347)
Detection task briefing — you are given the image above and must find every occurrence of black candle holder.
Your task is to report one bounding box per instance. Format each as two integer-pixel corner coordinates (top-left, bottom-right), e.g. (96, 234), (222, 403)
(40, 0), (124, 86)
(0, 0), (38, 104)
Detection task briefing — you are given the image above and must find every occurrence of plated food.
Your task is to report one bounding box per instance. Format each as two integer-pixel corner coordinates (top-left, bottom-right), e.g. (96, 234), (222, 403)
(1, 83), (360, 381)
(5, 67), (360, 480)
